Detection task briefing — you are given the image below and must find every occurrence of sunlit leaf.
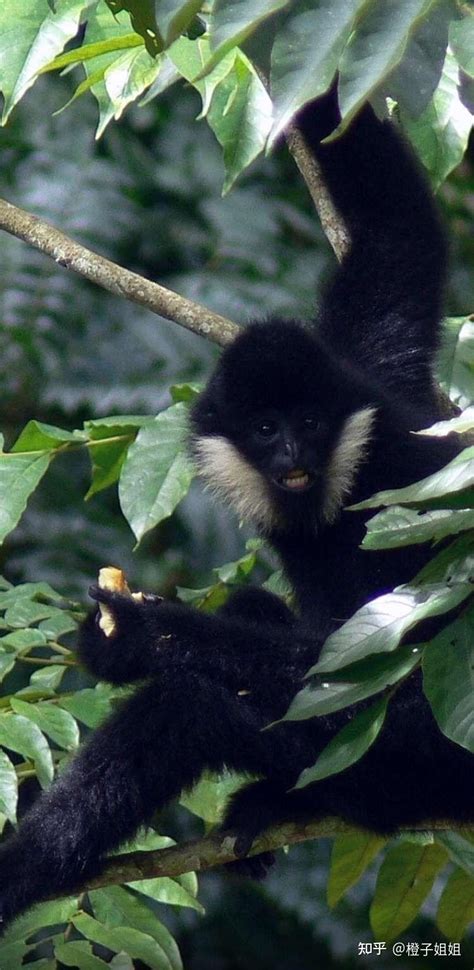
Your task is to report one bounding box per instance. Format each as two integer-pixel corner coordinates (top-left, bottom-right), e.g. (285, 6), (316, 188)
(437, 317), (474, 410)
(423, 607), (474, 753)
(351, 446), (474, 510)
(449, 16), (474, 78)
(314, 582), (471, 674)
(0, 0), (96, 122)
(362, 505), (474, 550)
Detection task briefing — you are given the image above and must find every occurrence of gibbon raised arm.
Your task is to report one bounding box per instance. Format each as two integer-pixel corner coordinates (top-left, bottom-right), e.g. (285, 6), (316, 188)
(0, 84), (468, 929)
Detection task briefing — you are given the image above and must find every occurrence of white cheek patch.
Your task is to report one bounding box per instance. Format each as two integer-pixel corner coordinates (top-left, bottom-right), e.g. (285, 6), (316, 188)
(322, 406), (377, 524)
(192, 435), (279, 532)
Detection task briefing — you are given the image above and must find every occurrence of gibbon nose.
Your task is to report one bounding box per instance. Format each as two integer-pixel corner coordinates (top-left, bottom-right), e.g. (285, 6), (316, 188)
(283, 439), (300, 464)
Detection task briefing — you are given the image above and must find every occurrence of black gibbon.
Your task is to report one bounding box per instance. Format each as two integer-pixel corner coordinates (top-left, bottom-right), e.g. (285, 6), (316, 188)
(0, 85), (470, 928)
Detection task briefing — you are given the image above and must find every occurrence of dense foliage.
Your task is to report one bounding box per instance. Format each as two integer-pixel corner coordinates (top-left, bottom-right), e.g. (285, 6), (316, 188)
(0, 1), (473, 966)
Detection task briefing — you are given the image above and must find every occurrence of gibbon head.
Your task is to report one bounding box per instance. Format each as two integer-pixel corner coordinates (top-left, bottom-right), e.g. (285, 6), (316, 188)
(190, 320), (376, 532)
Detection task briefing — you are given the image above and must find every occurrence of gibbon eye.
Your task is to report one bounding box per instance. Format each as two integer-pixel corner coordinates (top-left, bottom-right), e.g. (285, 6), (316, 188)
(303, 415), (319, 430)
(256, 420), (277, 438)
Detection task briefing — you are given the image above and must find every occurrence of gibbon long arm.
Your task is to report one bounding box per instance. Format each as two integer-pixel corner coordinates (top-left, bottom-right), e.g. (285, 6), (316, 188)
(298, 90), (446, 421)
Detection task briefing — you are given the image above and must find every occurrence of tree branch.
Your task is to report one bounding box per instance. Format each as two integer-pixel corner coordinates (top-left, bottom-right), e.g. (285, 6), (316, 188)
(0, 198), (239, 347)
(50, 816), (457, 900)
(286, 125), (350, 262)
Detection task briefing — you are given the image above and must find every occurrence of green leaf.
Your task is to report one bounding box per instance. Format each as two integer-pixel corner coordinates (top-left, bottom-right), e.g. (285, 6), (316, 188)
(79, 4), (138, 137)
(436, 832), (474, 879)
(169, 37), (273, 191)
(54, 941), (108, 970)
(0, 941), (30, 968)
(294, 695), (389, 788)
(119, 404), (194, 542)
(209, 0), (291, 63)
(437, 316), (474, 410)
(3, 897), (79, 944)
(38, 612), (77, 639)
(72, 912), (175, 969)
(0, 749), (18, 825)
(89, 886), (182, 970)
(128, 876), (204, 913)
(450, 16), (474, 78)
(417, 405), (474, 437)
(210, 51), (273, 192)
(0, 652), (17, 682)
(0, 629), (47, 650)
(328, 832), (386, 908)
(0, 447), (51, 545)
(85, 418), (150, 499)
(59, 687), (115, 727)
(44, 34), (143, 71)
(107, 0), (162, 55)
(269, 0), (363, 145)
(0, 713), (53, 787)
(11, 420), (82, 453)
(155, 0), (203, 47)
(30, 664), (68, 691)
(437, 867), (474, 941)
(314, 582), (471, 674)
(338, 0), (435, 125)
(283, 644), (421, 720)
(168, 35), (236, 117)
(0, 581), (62, 606)
(402, 48), (473, 189)
(0, 0), (96, 122)
(362, 506), (474, 550)
(102, 45), (162, 119)
(414, 533), (474, 585)
(350, 446), (474, 510)
(11, 699), (80, 751)
(169, 383), (202, 404)
(4, 600), (67, 629)
(385, 0), (450, 118)
(370, 841), (448, 940)
(181, 770), (249, 824)
(423, 608), (474, 753)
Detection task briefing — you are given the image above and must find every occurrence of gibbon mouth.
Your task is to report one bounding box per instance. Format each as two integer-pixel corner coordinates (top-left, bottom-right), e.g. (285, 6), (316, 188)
(275, 469), (315, 492)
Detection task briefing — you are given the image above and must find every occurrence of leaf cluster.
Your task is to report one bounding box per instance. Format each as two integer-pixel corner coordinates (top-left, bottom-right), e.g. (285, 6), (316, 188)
(0, 0), (472, 190)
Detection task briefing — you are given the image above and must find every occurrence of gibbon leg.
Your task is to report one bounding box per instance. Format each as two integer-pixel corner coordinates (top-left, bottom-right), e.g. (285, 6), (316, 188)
(0, 669), (287, 927)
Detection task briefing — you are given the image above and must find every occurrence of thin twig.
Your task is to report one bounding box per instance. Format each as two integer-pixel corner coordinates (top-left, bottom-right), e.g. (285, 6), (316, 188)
(286, 125), (350, 262)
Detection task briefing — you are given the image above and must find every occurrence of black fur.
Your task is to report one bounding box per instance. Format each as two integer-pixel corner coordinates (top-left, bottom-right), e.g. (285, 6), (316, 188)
(0, 86), (469, 927)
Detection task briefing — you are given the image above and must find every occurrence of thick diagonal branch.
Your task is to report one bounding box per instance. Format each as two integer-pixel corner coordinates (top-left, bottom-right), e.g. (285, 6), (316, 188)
(51, 816), (455, 900)
(0, 198), (239, 347)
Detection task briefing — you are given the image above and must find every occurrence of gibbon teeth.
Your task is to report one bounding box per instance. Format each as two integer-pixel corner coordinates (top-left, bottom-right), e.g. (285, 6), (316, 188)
(282, 472), (309, 490)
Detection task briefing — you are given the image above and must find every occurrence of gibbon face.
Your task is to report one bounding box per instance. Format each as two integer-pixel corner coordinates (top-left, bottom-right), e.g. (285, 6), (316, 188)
(190, 320), (377, 532)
